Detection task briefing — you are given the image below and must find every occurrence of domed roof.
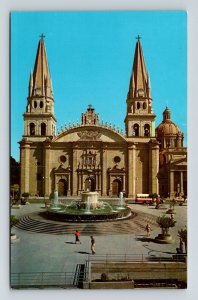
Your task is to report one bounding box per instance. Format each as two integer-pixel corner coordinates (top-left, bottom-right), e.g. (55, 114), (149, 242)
(156, 107), (182, 137)
(156, 120), (181, 137)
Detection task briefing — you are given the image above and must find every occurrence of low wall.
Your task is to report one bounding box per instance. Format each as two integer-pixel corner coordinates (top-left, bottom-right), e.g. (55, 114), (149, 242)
(83, 281), (134, 289)
(89, 261), (187, 284)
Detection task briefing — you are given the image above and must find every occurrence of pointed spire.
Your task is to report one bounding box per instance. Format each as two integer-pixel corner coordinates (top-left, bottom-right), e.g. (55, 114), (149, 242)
(31, 35), (53, 98)
(28, 71), (33, 97)
(127, 37), (150, 99)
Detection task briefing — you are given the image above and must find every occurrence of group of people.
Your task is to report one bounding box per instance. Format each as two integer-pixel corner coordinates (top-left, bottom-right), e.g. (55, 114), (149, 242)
(74, 231), (96, 254)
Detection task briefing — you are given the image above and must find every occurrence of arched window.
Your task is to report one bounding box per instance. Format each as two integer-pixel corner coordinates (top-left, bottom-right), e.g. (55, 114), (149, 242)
(137, 102), (140, 109)
(143, 102), (147, 109)
(30, 123), (35, 136)
(41, 123), (46, 136)
(133, 124), (139, 136)
(144, 124), (150, 137)
(40, 101), (44, 108)
(34, 101), (37, 108)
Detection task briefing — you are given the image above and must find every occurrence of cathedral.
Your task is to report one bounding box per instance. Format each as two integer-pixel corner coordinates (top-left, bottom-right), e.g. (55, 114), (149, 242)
(19, 36), (187, 199)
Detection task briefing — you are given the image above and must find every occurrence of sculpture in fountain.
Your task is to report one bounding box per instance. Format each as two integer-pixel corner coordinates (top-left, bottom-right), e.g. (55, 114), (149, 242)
(47, 190), (132, 222)
(81, 191), (102, 210)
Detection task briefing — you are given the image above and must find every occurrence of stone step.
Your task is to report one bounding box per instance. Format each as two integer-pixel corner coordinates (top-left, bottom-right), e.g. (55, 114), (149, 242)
(15, 213), (158, 236)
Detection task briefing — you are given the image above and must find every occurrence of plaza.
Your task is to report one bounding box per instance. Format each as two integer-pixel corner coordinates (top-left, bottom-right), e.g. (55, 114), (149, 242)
(10, 12), (188, 291)
(11, 199), (187, 288)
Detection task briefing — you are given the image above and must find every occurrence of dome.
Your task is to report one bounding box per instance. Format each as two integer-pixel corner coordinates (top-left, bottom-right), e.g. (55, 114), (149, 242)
(156, 107), (182, 137)
(156, 120), (181, 137)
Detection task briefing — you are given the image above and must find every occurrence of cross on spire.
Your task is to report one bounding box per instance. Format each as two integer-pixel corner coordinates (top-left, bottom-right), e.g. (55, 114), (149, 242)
(136, 35), (141, 41)
(40, 33), (45, 40)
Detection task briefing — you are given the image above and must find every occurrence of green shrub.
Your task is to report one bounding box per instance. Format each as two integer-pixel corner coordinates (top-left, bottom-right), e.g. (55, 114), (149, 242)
(156, 215), (176, 235)
(10, 215), (19, 228)
(149, 193), (158, 199)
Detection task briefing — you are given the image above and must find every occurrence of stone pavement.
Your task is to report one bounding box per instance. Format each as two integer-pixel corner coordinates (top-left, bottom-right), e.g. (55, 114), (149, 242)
(11, 202), (187, 275)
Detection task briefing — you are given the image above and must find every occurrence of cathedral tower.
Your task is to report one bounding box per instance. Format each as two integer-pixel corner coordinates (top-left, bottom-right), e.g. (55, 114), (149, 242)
(23, 35), (56, 140)
(125, 36), (155, 138)
(20, 36), (57, 196)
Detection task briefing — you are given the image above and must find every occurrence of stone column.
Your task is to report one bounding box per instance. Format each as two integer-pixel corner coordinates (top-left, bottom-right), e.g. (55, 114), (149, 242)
(77, 172), (80, 194)
(54, 174), (58, 192)
(102, 147), (107, 196)
(180, 171), (184, 195)
(170, 171), (174, 198)
(20, 141), (31, 194)
(81, 172), (83, 191)
(108, 175), (112, 196)
(98, 171), (101, 194)
(149, 141), (159, 195)
(67, 173), (71, 196)
(123, 174), (126, 192)
(97, 172), (99, 190)
(128, 144), (136, 198)
(43, 141), (51, 197)
(72, 147), (78, 196)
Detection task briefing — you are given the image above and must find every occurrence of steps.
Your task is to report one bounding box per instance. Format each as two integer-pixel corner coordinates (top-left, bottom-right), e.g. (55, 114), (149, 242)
(15, 211), (158, 236)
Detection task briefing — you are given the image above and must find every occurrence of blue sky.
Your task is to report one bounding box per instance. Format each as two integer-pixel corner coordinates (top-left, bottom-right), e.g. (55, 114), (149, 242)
(11, 11), (187, 161)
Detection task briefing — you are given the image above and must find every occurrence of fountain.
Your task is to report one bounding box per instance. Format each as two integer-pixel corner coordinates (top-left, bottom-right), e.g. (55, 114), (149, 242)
(47, 190), (132, 222)
(85, 196), (91, 214)
(51, 191), (61, 210)
(116, 191), (126, 210)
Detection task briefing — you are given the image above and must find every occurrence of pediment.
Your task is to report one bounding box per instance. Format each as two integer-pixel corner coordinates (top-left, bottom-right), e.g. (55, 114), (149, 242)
(54, 125), (126, 143)
(54, 165), (71, 173)
(169, 157), (187, 167)
(108, 165), (126, 173)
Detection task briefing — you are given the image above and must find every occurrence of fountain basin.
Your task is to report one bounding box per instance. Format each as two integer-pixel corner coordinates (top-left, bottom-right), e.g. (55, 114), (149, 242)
(46, 204), (132, 222)
(47, 191), (132, 222)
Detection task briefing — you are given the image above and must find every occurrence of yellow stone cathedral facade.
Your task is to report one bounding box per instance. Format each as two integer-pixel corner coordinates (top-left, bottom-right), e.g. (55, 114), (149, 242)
(19, 37), (187, 199)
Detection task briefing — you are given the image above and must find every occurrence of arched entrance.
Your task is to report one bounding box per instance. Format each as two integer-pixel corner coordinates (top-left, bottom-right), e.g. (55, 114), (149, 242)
(84, 177), (95, 192)
(58, 179), (68, 196)
(112, 179), (122, 196)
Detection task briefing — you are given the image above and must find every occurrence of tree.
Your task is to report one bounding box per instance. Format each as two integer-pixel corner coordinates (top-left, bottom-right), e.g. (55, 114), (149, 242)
(156, 215), (176, 236)
(178, 227), (187, 253)
(10, 156), (20, 185)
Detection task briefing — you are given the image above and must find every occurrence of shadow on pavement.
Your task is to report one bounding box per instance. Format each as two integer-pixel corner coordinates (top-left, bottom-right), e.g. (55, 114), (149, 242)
(135, 236), (154, 243)
(65, 242), (76, 244)
(75, 251), (90, 255)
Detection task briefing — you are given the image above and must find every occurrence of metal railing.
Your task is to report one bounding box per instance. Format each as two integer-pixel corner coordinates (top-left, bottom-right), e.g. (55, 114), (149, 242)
(86, 253), (187, 263)
(11, 272), (76, 288)
(11, 254), (186, 288)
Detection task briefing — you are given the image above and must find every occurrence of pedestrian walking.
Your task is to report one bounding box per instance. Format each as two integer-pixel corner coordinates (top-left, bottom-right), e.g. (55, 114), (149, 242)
(90, 236), (96, 254)
(179, 238), (184, 254)
(145, 223), (151, 237)
(74, 230), (81, 244)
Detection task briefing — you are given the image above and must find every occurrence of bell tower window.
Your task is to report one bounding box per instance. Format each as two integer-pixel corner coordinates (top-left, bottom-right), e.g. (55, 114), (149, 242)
(40, 101), (44, 108)
(133, 124), (139, 136)
(34, 101), (37, 108)
(144, 124), (150, 136)
(41, 123), (46, 136)
(137, 102), (140, 109)
(30, 123), (35, 136)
